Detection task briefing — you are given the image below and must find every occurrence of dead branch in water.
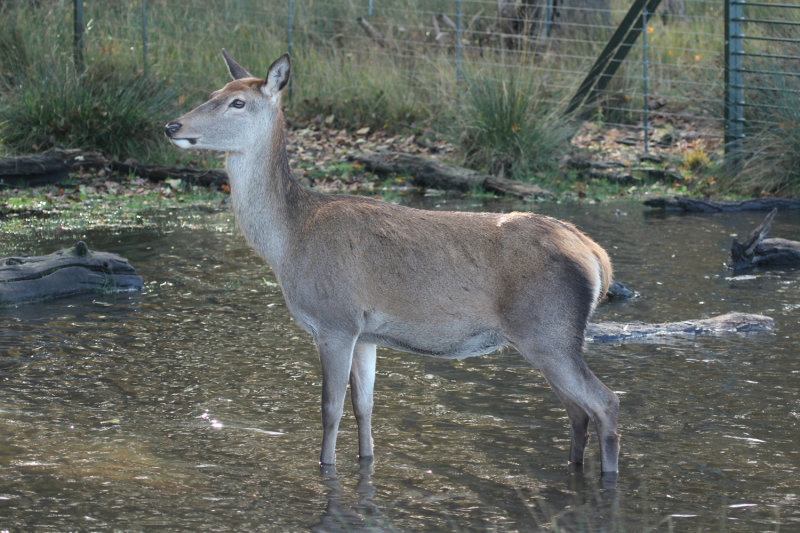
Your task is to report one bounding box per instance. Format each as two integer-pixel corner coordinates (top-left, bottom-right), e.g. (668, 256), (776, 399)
(728, 209), (800, 271)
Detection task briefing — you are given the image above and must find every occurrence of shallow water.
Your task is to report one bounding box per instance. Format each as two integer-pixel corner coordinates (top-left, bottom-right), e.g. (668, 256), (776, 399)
(1, 196), (799, 531)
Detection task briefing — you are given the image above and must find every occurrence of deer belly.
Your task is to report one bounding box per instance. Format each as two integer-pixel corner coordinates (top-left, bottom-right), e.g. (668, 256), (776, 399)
(359, 328), (505, 359)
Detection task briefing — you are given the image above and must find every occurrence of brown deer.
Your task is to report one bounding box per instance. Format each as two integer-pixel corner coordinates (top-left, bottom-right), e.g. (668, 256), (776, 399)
(165, 51), (620, 476)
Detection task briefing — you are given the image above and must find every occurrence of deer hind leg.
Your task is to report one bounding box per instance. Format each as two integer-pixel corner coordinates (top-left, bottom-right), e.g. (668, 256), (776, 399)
(316, 334), (357, 466)
(557, 393), (591, 466)
(350, 342), (377, 460)
(518, 340), (619, 474)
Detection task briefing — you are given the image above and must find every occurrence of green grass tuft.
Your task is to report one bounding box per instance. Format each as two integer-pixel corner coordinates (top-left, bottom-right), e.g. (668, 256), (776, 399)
(452, 67), (577, 181)
(0, 59), (177, 160)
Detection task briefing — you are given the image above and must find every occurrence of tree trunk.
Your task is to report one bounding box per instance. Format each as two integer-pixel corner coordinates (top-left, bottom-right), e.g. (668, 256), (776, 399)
(660, 0), (685, 24)
(554, 0), (611, 29)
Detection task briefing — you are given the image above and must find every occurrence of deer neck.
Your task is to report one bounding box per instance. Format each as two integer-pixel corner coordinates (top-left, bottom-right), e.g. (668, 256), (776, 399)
(225, 117), (314, 273)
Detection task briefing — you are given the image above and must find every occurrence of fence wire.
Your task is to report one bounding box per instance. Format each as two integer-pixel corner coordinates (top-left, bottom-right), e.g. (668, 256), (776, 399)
(11, 0), (800, 157)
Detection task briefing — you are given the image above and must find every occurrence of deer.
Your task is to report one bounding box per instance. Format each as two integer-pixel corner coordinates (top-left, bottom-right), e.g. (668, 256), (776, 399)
(165, 50), (620, 477)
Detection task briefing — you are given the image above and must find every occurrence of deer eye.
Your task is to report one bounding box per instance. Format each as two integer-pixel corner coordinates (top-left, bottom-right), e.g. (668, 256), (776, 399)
(230, 99), (245, 109)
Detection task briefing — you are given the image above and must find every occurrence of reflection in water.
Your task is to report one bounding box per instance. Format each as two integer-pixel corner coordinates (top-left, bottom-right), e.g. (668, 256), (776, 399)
(530, 467), (622, 531)
(312, 459), (386, 532)
(1, 202), (799, 530)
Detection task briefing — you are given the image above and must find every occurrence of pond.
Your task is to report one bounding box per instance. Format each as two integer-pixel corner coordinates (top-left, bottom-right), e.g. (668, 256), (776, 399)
(1, 195), (799, 531)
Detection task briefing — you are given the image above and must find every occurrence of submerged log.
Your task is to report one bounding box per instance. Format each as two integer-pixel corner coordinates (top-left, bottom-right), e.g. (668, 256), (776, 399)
(586, 312), (774, 344)
(0, 241), (143, 305)
(351, 151), (554, 199)
(644, 196), (800, 212)
(728, 209), (800, 271)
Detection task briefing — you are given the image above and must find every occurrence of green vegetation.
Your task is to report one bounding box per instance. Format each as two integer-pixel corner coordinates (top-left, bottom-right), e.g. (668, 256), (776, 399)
(0, 1), (798, 197)
(0, 174), (228, 242)
(454, 67), (577, 180)
(729, 68), (800, 197)
(1, 59), (176, 160)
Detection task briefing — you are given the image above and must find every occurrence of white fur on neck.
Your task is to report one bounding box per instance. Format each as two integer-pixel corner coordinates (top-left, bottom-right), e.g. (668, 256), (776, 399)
(225, 137), (289, 272)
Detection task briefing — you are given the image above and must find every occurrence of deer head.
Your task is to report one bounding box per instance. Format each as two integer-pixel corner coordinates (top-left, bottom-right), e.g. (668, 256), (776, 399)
(165, 50), (291, 154)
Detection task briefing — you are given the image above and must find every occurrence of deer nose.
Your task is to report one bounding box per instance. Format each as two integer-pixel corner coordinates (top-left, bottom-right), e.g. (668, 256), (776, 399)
(164, 122), (182, 137)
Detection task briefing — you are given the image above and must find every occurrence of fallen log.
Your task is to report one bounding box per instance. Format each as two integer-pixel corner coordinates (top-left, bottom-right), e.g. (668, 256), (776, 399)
(0, 241), (143, 305)
(0, 149), (227, 188)
(0, 151), (69, 187)
(728, 208), (800, 271)
(351, 151), (554, 199)
(644, 196), (800, 212)
(564, 155), (682, 185)
(112, 159), (228, 187)
(0, 149), (107, 187)
(586, 312), (774, 344)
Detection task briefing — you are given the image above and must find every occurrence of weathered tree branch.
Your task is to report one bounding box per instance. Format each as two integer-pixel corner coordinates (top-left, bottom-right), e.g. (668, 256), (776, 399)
(351, 151), (554, 199)
(0, 150), (228, 188)
(0, 149), (105, 187)
(112, 159), (228, 187)
(728, 208), (800, 271)
(356, 17), (388, 48)
(586, 312), (774, 343)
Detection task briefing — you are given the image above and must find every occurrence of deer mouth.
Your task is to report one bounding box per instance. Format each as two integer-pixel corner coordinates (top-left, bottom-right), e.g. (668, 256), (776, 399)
(170, 137), (199, 149)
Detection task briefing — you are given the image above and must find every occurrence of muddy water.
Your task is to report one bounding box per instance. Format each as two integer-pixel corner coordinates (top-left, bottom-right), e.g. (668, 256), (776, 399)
(1, 197), (798, 531)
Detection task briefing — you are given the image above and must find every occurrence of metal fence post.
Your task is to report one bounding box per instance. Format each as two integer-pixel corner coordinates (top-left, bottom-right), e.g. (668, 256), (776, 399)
(725, 0), (744, 164)
(642, 4), (649, 153)
(73, 0), (84, 71)
(288, 0), (294, 102)
(456, 0), (463, 89)
(544, 0), (554, 37)
(142, 0), (148, 76)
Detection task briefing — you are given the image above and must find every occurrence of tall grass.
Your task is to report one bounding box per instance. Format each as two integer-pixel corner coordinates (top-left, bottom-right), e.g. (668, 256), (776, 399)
(0, 59), (177, 159)
(730, 69), (800, 197)
(290, 48), (433, 130)
(0, 8), (177, 160)
(453, 66), (576, 180)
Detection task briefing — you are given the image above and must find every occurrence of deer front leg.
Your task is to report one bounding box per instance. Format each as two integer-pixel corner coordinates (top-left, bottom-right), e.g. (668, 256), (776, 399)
(350, 342), (377, 460)
(317, 334), (356, 466)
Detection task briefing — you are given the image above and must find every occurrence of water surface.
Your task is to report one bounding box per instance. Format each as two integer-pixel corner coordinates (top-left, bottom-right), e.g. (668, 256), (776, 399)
(1, 197), (798, 531)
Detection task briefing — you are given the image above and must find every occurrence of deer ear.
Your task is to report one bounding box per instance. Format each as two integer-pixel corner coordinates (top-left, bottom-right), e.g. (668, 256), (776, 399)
(264, 53), (291, 96)
(222, 48), (253, 80)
